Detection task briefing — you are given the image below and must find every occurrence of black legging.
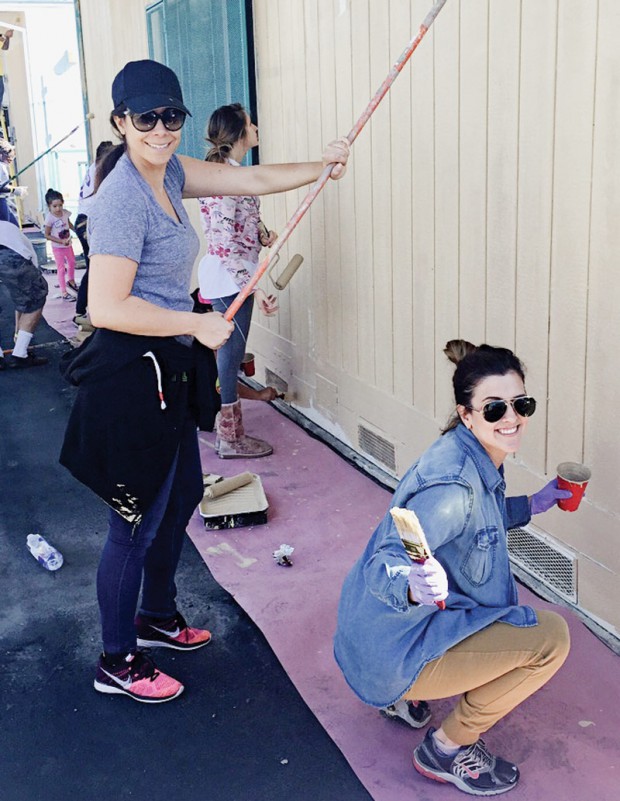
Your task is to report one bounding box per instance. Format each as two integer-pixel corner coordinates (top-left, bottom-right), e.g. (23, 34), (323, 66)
(74, 213), (89, 315)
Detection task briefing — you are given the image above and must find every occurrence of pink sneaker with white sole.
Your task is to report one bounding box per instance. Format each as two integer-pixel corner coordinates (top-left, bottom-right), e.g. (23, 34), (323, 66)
(135, 612), (212, 651)
(94, 650), (183, 703)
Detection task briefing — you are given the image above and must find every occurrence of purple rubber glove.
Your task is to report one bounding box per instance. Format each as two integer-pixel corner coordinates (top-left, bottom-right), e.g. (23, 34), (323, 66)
(408, 556), (449, 606)
(529, 478), (573, 515)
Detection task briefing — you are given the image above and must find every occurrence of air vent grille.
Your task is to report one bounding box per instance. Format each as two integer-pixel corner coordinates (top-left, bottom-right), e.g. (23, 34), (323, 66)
(507, 525), (577, 603)
(357, 424), (396, 473)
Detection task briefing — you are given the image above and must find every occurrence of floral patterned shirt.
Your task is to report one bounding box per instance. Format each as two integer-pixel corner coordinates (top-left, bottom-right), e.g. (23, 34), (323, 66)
(197, 159), (262, 298)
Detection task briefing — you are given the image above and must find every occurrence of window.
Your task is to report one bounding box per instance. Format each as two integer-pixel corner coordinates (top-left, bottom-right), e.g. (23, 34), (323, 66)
(146, 0), (256, 162)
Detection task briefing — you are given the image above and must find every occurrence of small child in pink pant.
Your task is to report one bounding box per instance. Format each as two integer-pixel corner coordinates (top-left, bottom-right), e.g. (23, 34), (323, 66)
(44, 187), (77, 301)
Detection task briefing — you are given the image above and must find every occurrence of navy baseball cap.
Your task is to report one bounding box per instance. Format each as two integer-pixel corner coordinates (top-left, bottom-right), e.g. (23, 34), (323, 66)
(111, 59), (191, 116)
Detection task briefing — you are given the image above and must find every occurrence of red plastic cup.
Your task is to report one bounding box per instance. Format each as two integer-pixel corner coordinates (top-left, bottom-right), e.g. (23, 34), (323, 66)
(241, 353), (255, 377)
(556, 462), (591, 512)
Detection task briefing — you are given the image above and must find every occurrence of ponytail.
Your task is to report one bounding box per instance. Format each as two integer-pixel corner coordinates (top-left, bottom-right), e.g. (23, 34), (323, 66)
(94, 114), (127, 191)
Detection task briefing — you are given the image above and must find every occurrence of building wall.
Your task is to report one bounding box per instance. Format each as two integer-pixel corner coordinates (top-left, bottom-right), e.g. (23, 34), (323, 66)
(78, 0), (620, 636)
(78, 0), (149, 148)
(1, 8), (36, 220)
(251, 0), (620, 636)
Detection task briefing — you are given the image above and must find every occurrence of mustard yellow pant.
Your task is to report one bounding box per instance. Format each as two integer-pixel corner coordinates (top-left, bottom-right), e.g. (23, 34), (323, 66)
(403, 610), (570, 745)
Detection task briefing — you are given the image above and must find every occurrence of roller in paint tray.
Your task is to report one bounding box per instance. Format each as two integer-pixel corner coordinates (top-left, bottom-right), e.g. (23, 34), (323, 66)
(268, 253), (304, 291)
(203, 471), (254, 499)
(200, 472), (269, 530)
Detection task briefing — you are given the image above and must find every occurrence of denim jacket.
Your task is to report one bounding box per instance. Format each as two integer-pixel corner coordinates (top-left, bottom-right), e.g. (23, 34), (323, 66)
(334, 424), (538, 708)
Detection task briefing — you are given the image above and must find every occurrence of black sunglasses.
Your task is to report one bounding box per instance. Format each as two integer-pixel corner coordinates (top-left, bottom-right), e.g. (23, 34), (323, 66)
(468, 396), (537, 423)
(126, 108), (186, 132)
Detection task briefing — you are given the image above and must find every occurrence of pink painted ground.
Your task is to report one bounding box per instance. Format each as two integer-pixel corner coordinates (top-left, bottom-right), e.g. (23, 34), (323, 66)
(43, 295), (620, 801)
(42, 271), (83, 340)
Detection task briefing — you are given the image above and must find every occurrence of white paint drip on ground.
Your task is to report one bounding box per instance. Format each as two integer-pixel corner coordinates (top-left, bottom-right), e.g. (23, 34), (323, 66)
(205, 541), (257, 569)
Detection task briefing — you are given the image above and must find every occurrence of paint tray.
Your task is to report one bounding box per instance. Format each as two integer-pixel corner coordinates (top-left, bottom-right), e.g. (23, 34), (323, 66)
(199, 472), (269, 530)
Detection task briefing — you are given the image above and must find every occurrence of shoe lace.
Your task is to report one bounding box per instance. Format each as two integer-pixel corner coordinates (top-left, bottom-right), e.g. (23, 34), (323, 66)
(129, 650), (160, 682)
(454, 740), (494, 776)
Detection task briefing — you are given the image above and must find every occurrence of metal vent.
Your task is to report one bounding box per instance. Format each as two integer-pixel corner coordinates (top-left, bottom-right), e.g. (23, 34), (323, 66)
(507, 525), (577, 603)
(357, 423), (397, 473)
(264, 368), (288, 395)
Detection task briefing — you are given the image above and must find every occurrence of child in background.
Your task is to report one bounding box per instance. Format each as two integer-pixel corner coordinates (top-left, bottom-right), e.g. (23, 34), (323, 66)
(44, 188), (77, 301)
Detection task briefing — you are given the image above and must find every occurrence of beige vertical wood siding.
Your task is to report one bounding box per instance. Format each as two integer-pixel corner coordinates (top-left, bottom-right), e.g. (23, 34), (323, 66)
(252, 0), (620, 634)
(77, 0), (620, 635)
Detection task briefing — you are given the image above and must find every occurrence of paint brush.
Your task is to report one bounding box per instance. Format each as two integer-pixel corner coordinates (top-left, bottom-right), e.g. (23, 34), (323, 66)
(390, 507), (446, 610)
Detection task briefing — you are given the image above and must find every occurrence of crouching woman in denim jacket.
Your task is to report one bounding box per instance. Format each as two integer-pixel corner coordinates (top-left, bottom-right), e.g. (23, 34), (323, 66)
(334, 340), (572, 797)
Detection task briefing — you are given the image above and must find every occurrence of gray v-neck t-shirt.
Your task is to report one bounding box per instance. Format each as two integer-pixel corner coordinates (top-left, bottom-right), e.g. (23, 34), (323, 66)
(88, 152), (200, 313)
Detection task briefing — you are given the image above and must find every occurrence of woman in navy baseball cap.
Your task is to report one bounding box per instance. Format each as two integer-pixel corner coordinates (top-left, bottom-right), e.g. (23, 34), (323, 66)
(60, 58), (350, 704)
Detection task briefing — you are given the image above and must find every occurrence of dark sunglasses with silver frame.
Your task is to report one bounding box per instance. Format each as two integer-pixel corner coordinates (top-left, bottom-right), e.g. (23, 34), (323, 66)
(125, 107), (187, 132)
(468, 396), (537, 424)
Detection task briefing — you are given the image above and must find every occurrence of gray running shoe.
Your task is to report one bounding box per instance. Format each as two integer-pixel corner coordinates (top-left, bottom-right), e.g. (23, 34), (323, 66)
(413, 727), (519, 796)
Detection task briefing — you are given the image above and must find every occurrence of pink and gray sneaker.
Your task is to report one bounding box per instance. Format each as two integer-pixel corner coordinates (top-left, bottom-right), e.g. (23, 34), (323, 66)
(135, 612), (212, 651)
(413, 727), (519, 796)
(94, 651), (184, 703)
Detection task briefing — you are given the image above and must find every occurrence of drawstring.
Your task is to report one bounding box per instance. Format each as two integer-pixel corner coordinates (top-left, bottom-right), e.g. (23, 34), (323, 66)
(143, 351), (167, 410)
(218, 296), (248, 344)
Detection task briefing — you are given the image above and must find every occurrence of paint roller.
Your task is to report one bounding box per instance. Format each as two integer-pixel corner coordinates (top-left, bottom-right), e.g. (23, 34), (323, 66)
(0, 112), (96, 191)
(268, 253), (304, 290)
(204, 472), (254, 500)
(223, 0), (449, 322)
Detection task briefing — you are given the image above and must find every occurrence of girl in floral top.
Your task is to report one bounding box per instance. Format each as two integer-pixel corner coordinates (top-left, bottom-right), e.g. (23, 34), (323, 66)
(198, 103), (279, 458)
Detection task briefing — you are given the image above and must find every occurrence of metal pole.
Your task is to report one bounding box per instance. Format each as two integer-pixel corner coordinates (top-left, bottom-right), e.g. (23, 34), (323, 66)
(0, 113), (94, 192)
(73, 0), (93, 162)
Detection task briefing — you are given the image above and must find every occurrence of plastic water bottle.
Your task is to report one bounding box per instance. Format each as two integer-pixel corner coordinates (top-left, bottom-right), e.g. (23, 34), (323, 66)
(26, 534), (63, 571)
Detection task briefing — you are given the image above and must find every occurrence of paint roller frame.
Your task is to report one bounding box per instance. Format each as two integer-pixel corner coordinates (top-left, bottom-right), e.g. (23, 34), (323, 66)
(268, 253), (305, 291)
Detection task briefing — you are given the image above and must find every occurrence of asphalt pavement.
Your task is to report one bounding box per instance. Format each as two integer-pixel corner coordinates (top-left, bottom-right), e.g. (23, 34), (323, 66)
(0, 291), (372, 801)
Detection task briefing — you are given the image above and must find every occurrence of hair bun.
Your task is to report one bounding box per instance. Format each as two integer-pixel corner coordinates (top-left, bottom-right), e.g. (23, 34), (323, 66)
(444, 339), (477, 366)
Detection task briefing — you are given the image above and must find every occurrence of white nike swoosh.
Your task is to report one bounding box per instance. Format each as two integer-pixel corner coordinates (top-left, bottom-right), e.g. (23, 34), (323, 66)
(101, 667), (132, 689)
(151, 625), (181, 638)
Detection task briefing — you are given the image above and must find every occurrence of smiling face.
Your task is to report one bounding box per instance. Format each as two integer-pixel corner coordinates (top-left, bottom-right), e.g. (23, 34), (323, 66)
(114, 107), (181, 172)
(458, 371), (530, 467)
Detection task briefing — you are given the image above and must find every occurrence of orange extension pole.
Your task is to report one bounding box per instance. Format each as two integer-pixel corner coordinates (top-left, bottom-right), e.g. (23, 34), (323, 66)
(224, 0), (449, 321)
